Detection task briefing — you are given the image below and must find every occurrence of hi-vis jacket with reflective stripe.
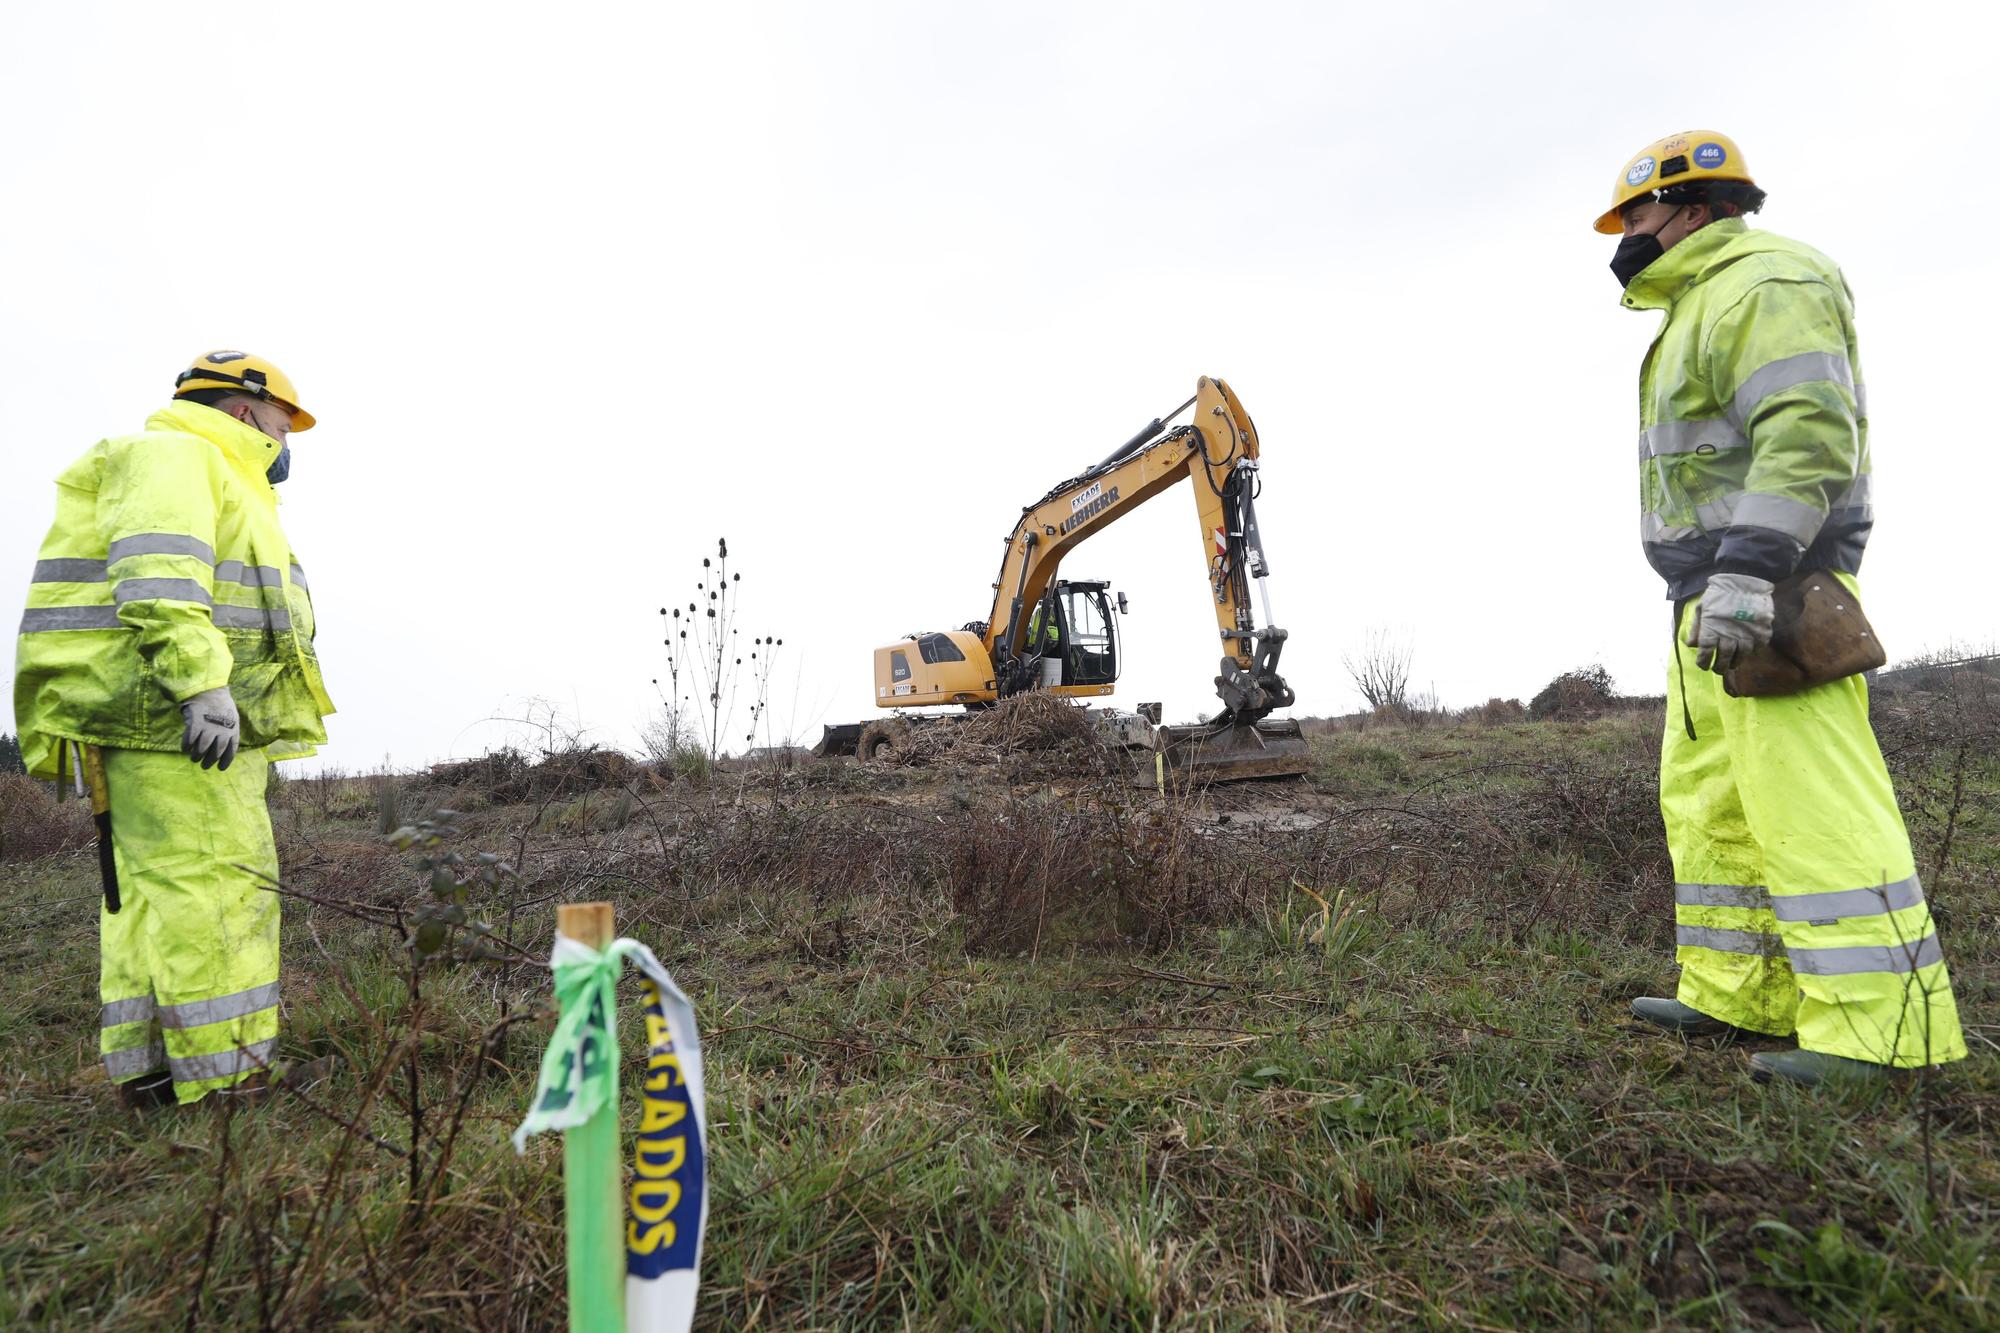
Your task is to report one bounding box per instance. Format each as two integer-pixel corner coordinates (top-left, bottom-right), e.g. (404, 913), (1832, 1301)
(1625, 219), (1870, 600)
(13, 401), (334, 779)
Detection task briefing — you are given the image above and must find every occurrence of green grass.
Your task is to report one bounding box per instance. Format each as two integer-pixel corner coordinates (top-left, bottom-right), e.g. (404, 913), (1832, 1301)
(1, 709), (1994, 1329)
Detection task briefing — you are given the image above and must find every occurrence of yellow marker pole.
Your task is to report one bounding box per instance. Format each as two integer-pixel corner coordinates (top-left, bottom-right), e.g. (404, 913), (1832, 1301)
(556, 902), (624, 1331)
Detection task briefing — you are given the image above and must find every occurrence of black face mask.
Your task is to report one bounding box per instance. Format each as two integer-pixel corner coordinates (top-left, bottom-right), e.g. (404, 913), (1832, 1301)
(1610, 207), (1683, 289)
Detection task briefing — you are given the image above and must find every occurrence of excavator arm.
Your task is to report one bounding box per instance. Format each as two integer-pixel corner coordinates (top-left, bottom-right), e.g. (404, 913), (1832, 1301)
(984, 376), (1295, 725)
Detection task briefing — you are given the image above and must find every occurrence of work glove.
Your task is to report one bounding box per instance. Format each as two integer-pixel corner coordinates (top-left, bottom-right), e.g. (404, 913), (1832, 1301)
(1687, 573), (1776, 674)
(180, 686), (241, 771)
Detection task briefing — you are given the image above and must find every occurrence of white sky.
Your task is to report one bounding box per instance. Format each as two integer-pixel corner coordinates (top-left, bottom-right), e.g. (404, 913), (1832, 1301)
(6, 2), (1998, 769)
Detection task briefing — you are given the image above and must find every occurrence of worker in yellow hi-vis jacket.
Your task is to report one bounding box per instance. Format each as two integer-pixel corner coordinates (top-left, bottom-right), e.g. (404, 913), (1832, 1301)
(1600, 133), (1964, 1086)
(13, 351), (335, 1108)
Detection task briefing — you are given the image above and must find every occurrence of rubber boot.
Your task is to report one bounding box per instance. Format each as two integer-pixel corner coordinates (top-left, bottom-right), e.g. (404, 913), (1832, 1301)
(1631, 996), (1740, 1037)
(1750, 1050), (1887, 1087)
(202, 1073), (272, 1109)
(116, 1072), (177, 1112)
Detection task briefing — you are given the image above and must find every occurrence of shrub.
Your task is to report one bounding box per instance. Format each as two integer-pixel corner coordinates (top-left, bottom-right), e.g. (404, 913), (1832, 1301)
(1531, 666), (1616, 721)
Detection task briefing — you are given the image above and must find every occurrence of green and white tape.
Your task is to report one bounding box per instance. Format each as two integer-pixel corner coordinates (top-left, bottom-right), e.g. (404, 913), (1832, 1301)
(516, 935), (707, 1331)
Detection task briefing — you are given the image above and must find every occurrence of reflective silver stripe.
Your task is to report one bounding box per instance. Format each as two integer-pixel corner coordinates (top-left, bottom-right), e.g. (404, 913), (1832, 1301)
(214, 560), (284, 589)
(1772, 875), (1927, 924)
(20, 605), (126, 632)
(1790, 933), (1943, 976)
(1675, 882), (1769, 911)
(289, 563), (309, 591)
(1729, 493), (1824, 546)
(212, 604), (292, 631)
(32, 558), (107, 583)
(101, 995), (156, 1028)
(107, 533), (215, 566)
(1692, 495), (1738, 531)
(1642, 512), (1703, 544)
(169, 1037), (276, 1084)
(113, 577), (212, 607)
(1855, 384), (1869, 419)
(1641, 418), (1747, 458)
(104, 1041), (168, 1080)
(1647, 489), (1833, 544)
(158, 981), (280, 1030)
(1827, 472), (1874, 526)
(1730, 351), (1855, 427)
(1676, 924), (1783, 955)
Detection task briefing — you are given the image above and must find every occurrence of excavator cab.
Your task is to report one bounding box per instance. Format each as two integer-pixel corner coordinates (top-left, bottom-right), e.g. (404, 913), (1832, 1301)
(1030, 580), (1121, 689)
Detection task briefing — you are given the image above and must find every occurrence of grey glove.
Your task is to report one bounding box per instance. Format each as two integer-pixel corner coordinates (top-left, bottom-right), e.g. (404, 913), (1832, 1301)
(180, 686), (241, 770)
(1688, 573), (1776, 674)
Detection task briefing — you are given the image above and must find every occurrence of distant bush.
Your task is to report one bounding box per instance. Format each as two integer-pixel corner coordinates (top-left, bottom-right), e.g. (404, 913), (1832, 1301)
(0, 772), (93, 860)
(1467, 697), (1528, 726)
(0, 734), (22, 775)
(1531, 666), (1616, 721)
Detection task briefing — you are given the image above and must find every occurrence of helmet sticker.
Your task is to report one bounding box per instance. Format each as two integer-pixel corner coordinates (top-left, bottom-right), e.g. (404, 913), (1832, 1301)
(1625, 156), (1657, 188)
(1694, 141), (1728, 170)
(205, 350), (248, 364)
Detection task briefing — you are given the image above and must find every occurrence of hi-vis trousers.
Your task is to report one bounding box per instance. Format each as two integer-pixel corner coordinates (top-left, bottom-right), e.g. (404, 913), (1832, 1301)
(1665, 585), (1964, 1067)
(97, 746), (281, 1104)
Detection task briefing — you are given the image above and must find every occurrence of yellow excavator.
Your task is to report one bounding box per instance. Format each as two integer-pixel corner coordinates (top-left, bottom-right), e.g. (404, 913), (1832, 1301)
(817, 376), (1308, 781)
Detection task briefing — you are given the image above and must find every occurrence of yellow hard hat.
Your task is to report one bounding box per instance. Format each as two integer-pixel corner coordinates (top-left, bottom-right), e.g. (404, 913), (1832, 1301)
(1594, 131), (1755, 234)
(172, 350), (316, 431)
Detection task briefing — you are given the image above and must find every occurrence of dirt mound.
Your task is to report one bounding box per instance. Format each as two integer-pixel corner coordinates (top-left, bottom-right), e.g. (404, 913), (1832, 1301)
(425, 745), (645, 803)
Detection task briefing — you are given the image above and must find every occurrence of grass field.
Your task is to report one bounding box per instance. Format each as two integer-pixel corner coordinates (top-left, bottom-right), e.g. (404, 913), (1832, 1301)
(1, 688), (1994, 1329)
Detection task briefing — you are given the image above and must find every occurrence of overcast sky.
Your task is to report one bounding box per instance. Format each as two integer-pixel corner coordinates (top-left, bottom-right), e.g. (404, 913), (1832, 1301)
(6, 2), (1997, 769)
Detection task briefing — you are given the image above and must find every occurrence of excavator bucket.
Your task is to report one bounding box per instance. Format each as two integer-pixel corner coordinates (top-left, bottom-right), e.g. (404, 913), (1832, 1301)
(813, 723), (862, 758)
(1154, 717), (1311, 785)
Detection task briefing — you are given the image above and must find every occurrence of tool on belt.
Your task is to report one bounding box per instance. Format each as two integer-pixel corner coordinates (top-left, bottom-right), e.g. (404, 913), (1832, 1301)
(1724, 569), (1887, 698)
(58, 742), (120, 912)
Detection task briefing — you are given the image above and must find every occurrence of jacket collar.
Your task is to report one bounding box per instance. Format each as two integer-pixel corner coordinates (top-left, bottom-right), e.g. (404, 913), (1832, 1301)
(148, 400), (283, 490)
(1619, 217), (1748, 311)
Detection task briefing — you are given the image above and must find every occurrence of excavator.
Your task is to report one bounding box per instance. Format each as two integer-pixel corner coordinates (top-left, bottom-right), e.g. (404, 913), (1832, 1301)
(817, 376), (1308, 782)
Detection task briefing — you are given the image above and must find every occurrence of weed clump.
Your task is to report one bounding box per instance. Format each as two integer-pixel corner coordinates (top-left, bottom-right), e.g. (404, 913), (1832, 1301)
(940, 786), (1250, 951)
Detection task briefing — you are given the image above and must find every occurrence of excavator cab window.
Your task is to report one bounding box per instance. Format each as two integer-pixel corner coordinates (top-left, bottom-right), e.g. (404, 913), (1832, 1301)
(1057, 583), (1118, 686)
(915, 633), (964, 665)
